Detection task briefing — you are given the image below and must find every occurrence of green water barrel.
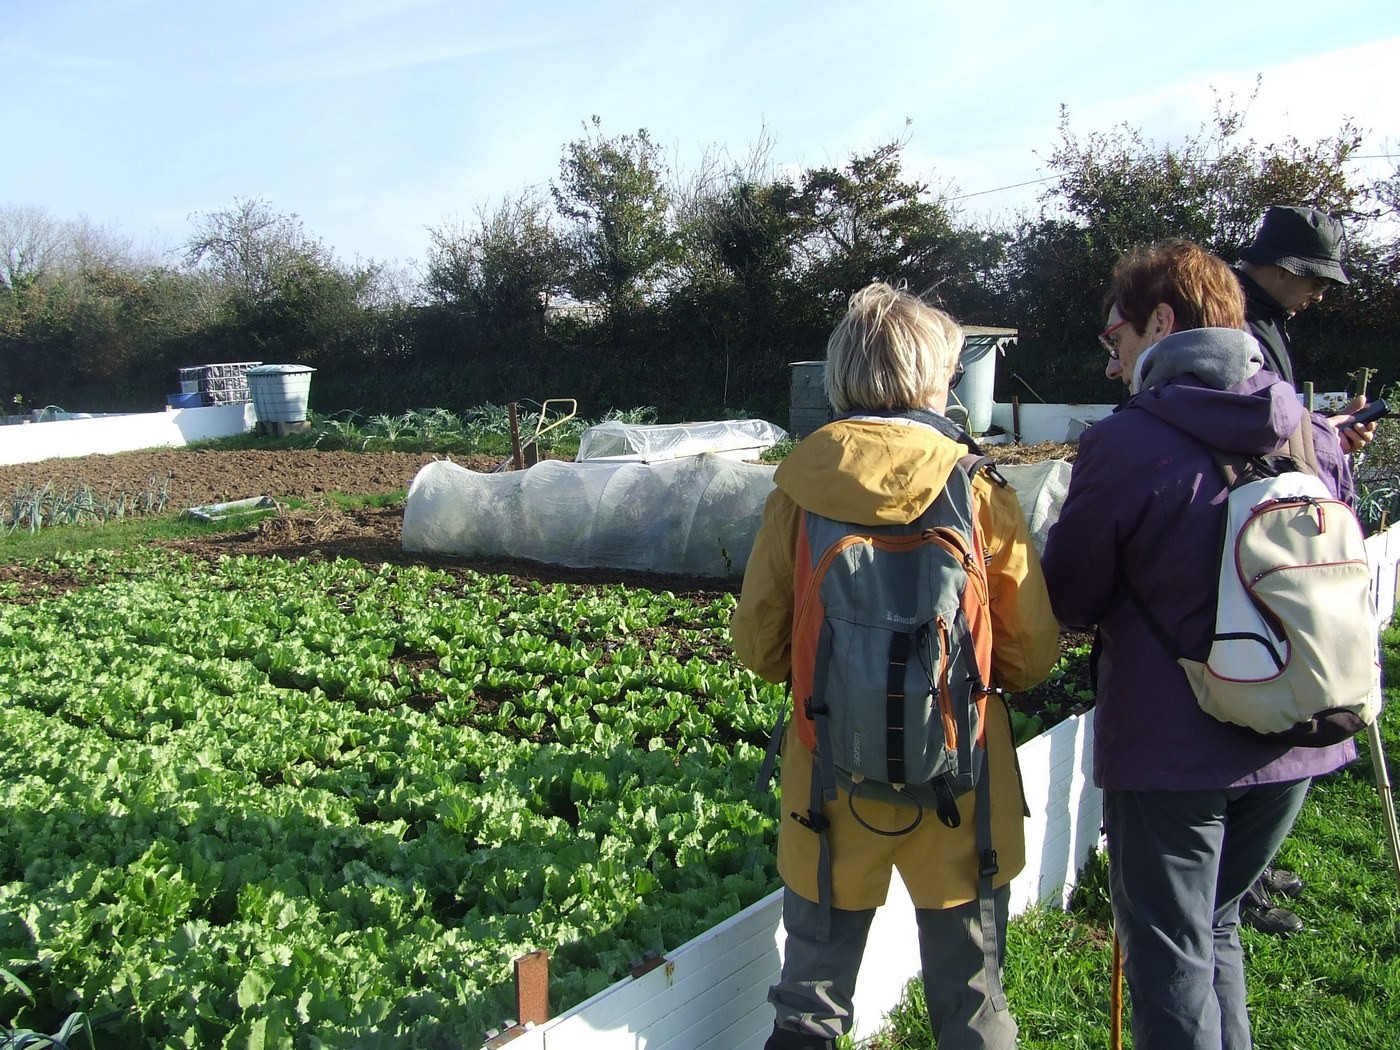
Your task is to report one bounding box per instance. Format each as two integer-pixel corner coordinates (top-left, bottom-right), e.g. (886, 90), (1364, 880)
(789, 361), (831, 438)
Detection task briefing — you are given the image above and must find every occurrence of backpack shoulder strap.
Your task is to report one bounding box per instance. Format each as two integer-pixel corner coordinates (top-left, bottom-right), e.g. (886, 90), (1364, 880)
(959, 453), (1005, 489)
(1285, 415), (1322, 477)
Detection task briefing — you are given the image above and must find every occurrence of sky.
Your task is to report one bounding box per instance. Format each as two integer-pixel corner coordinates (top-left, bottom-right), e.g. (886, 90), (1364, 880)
(4, 0), (1399, 273)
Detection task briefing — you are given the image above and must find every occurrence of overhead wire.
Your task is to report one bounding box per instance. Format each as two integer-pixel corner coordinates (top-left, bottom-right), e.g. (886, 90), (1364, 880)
(943, 154), (1396, 206)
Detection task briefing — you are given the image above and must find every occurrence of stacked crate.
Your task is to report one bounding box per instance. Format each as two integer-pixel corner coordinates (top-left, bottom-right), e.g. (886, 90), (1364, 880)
(176, 362), (262, 405)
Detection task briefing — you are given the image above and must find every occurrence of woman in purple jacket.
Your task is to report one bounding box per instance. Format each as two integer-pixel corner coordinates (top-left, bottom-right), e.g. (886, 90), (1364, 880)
(1041, 240), (1356, 1050)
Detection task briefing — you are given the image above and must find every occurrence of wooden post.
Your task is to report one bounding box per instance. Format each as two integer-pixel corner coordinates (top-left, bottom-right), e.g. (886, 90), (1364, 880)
(1359, 368), (1374, 400)
(1303, 381), (1315, 412)
(482, 951), (551, 1047)
(1011, 396), (1022, 444)
(515, 949), (550, 1027)
(508, 402), (525, 472)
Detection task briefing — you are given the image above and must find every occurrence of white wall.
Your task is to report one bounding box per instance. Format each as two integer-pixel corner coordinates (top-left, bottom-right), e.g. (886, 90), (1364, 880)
(0, 403), (255, 466)
(990, 402), (1117, 444)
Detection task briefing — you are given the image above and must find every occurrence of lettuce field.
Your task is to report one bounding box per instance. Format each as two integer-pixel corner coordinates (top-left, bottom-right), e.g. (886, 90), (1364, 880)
(0, 546), (784, 1048)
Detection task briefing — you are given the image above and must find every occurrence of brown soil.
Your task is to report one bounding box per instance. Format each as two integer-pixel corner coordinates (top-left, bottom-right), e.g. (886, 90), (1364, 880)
(0, 448), (744, 594)
(0, 448), (464, 509)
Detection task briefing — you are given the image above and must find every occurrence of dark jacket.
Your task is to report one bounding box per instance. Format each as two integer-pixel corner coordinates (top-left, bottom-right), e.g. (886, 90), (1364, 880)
(1041, 328), (1355, 791)
(1235, 266), (1294, 387)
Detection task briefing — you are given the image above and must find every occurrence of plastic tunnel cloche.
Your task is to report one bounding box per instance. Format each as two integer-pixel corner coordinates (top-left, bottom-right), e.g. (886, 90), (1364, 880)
(575, 418), (788, 463)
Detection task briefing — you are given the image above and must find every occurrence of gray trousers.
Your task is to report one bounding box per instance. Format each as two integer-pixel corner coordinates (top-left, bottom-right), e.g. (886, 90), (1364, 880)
(1103, 779), (1310, 1050)
(769, 885), (1017, 1050)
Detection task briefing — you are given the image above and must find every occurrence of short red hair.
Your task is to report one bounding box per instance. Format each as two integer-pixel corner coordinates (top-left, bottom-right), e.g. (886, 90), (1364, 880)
(1107, 239), (1246, 334)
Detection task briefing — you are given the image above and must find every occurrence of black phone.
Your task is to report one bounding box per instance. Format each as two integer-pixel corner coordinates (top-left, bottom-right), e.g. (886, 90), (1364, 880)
(1340, 398), (1390, 428)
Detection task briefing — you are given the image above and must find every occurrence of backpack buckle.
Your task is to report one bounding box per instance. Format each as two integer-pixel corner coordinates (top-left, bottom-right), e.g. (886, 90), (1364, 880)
(933, 776), (962, 829)
(791, 809), (831, 834)
(979, 848), (999, 878)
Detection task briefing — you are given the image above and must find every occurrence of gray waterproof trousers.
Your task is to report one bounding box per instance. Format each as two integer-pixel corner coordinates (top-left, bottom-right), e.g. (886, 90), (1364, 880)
(1103, 779), (1310, 1050)
(769, 885), (1017, 1049)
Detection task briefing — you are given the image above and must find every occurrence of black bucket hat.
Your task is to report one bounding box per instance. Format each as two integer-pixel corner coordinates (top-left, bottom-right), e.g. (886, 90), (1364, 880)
(1239, 205), (1350, 285)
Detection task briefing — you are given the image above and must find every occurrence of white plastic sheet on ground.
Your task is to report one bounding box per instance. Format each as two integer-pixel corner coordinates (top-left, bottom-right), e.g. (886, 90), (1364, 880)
(403, 455), (779, 578)
(997, 460), (1073, 556)
(402, 454), (1072, 578)
(575, 418), (787, 463)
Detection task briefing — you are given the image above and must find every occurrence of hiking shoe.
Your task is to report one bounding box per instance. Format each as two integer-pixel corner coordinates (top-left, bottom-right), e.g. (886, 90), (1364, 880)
(764, 1026), (836, 1050)
(1242, 899), (1304, 936)
(1260, 865), (1304, 899)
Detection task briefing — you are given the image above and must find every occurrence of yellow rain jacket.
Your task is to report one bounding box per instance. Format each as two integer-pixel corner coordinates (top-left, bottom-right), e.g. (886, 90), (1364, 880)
(731, 417), (1060, 910)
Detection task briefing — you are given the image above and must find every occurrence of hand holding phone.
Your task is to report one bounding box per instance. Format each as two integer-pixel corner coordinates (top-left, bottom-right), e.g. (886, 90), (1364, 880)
(1339, 398), (1390, 429)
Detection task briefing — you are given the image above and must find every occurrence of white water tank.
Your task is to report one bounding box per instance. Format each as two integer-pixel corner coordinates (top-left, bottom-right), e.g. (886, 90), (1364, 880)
(951, 327), (1017, 435)
(247, 365), (316, 424)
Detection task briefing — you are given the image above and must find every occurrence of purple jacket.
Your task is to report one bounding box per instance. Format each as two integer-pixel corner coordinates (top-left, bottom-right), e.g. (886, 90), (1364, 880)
(1042, 328), (1357, 791)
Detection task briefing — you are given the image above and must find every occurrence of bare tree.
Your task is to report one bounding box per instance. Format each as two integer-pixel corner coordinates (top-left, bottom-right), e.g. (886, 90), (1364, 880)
(66, 216), (162, 275)
(183, 196), (325, 301)
(0, 204), (64, 291)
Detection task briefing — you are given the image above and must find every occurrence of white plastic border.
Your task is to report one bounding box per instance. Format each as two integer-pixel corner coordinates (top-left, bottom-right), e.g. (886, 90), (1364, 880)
(0, 403), (255, 466)
(1366, 527), (1400, 631)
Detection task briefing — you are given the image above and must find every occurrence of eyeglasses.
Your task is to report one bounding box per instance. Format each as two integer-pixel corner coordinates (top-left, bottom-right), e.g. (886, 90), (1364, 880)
(951, 361), (965, 390)
(1099, 319), (1132, 359)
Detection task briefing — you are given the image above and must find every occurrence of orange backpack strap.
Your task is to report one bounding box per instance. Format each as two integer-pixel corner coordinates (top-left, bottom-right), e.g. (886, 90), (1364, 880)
(958, 455), (996, 729)
(790, 513), (821, 754)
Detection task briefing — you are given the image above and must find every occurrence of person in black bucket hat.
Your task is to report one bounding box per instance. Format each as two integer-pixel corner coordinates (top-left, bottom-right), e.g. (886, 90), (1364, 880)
(1240, 205), (1350, 285)
(1234, 204), (1365, 940)
(1233, 205), (1350, 389)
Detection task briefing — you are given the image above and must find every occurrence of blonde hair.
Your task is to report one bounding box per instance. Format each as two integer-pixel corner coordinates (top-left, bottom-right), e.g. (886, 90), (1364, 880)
(824, 282), (963, 415)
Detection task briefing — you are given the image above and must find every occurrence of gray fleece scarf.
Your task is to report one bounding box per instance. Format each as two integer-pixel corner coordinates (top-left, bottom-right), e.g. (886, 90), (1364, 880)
(1131, 327), (1264, 394)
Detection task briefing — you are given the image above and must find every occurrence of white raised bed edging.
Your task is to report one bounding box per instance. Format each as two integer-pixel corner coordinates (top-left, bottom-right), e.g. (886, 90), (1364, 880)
(487, 709), (1100, 1050)
(1365, 526), (1400, 630)
(0, 403), (256, 466)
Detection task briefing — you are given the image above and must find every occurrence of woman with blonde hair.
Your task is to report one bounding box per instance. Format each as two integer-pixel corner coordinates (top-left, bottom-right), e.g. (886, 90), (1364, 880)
(733, 281), (1058, 1049)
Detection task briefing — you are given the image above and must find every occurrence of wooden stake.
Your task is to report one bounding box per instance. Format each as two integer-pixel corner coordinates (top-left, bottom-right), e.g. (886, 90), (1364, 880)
(515, 949), (550, 1027)
(508, 402), (525, 472)
(482, 951), (551, 1047)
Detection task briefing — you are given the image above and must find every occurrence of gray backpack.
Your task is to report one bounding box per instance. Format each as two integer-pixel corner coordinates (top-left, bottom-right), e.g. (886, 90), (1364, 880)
(755, 414), (1012, 1009)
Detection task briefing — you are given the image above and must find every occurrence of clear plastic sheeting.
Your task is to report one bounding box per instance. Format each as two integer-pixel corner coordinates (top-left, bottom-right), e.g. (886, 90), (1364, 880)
(575, 418), (788, 463)
(997, 460), (1073, 556)
(401, 454), (1072, 578)
(402, 455), (779, 578)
